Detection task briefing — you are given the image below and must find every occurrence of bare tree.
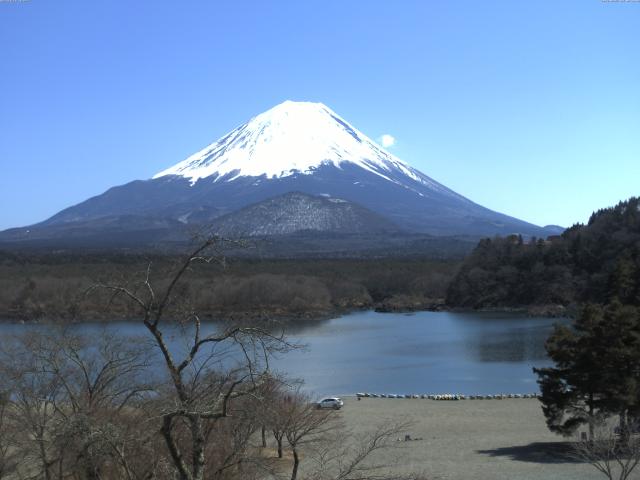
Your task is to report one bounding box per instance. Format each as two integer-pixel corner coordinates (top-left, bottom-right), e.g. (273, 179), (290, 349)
(0, 390), (18, 479)
(572, 424), (640, 480)
(1, 333), (66, 479)
(101, 407), (172, 480)
(282, 390), (337, 480)
(306, 421), (415, 480)
(255, 373), (284, 450)
(174, 373), (281, 480)
(224, 385), (420, 480)
(204, 396), (263, 480)
(0, 330), (156, 480)
(264, 378), (298, 459)
(88, 236), (292, 480)
(272, 410), (287, 460)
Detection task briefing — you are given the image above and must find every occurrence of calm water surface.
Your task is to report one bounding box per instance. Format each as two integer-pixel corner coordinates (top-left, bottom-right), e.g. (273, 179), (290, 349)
(0, 310), (562, 397)
(280, 310), (562, 396)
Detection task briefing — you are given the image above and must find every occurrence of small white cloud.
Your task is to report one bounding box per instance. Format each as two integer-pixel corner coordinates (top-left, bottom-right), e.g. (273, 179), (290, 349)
(379, 134), (396, 148)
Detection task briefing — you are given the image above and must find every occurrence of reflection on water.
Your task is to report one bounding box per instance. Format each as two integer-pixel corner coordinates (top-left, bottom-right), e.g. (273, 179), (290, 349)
(273, 311), (564, 396)
(0, 310), (564, 397)
(471, 327), (548, 362)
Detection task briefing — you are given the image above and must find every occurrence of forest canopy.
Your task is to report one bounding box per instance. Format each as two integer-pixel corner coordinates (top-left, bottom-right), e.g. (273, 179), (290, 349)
(447, 197), (640, 311)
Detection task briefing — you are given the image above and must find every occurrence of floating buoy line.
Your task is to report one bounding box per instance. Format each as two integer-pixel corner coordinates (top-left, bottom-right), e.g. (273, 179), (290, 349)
(355, 393), (540, 400)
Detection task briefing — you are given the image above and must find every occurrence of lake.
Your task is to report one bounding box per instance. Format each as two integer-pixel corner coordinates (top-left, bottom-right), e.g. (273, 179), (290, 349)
(0, 310), (562, 397)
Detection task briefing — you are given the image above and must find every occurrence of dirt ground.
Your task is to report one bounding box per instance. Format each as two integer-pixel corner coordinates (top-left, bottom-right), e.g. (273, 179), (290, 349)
(335, 397), (607, 480)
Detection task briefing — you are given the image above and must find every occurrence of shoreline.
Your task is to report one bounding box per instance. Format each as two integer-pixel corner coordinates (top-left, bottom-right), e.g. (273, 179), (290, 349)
(0, 302), (571, 324)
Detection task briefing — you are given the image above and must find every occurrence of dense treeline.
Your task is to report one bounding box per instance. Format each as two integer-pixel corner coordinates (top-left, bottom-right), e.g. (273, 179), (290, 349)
(0, 253), (458, 321)
(4, 197), (638, 321)
(447, 197), (640, 312)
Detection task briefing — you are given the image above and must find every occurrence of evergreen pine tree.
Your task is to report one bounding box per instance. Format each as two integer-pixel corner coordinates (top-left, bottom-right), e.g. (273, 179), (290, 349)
(535, 303), (640, 439)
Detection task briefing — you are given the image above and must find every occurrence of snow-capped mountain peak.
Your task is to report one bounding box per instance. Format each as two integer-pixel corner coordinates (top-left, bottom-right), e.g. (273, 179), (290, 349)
(1, 101), (556, 242)
(152, 100), (427, 187)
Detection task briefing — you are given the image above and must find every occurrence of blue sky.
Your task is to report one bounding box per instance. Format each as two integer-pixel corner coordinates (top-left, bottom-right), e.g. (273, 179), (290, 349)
(0, 0), (638, 230)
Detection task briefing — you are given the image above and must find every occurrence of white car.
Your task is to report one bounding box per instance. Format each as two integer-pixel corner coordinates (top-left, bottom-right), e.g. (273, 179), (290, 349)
(317, 397), (344, 410)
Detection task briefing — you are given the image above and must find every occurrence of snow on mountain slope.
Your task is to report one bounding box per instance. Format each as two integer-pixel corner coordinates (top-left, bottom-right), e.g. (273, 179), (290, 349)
(152, 100), (458, 199)
(0, 100), (561, 244)
(209, 191), (400, 236)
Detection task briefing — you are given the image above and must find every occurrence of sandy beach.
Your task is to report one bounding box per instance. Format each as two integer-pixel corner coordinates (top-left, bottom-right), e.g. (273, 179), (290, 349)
(337, 397), (604, 480)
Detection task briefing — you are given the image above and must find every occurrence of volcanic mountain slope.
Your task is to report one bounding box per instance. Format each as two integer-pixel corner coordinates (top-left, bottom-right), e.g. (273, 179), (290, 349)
(209, 192), (400, 237)
(1, 100), (562, 245)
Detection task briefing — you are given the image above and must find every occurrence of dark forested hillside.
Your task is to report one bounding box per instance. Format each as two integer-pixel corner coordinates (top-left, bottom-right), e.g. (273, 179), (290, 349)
(446, 197), (640, 311)
(0, 253), (458, 321)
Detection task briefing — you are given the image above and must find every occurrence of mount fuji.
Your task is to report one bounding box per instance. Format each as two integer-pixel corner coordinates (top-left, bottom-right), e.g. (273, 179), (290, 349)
(0, 101), (562, 249)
